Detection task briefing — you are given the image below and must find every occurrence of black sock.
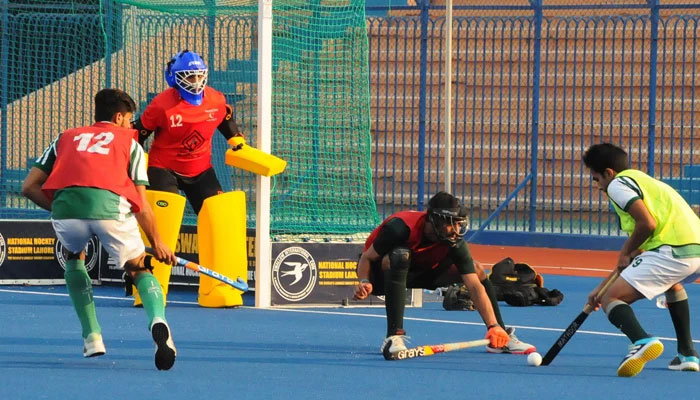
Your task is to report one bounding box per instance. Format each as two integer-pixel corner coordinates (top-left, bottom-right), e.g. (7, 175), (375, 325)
(607, 303), (650, 343)
(481, 278), (505, 329)
(384, 267), (408, 337)
(667, 299), (695, 356)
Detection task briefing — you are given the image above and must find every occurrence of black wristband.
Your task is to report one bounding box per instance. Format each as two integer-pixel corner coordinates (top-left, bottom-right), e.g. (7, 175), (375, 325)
(487, 324), (499, 330)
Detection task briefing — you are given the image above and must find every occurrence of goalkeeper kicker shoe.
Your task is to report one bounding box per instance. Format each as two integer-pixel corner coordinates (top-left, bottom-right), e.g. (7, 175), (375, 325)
(668, 351), (699, 372)
(151, 317), (177, 370)
(486, 327), (536, 354)
(617, 337), (664, 377)
(83, 332), (106, 357)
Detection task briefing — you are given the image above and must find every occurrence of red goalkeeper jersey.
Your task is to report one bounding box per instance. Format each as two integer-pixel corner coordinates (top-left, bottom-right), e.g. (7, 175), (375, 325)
(140, 87), (227, 177)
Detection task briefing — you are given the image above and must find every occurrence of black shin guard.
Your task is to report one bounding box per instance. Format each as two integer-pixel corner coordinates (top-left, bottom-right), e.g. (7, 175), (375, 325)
(384, 247), (410, 336)
(607, 302), (650, 343)
(668, 299), (695, 355)
(481, 278), (505, 329)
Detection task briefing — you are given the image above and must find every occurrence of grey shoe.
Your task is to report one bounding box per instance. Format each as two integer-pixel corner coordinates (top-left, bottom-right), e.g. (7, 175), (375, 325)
(486, 327), (536, 354)
(380, 333), (408, 354)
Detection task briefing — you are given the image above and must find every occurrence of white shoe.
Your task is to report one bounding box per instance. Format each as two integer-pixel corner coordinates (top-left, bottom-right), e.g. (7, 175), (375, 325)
(151, 317), (176, 370)
(380, 333), (408, 354)
(486, 327), (536, 354)
(83, 332), (106, 358)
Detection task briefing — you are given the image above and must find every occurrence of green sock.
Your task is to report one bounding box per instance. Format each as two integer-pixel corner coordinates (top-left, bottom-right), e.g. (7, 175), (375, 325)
(134, 273), (166, 329)
(607, 303), (650, 343)
(481, 278), (506, 329)
(667, 299), (695, 355)
(384, 267), (408, 336)
(64, 259), (100, 339)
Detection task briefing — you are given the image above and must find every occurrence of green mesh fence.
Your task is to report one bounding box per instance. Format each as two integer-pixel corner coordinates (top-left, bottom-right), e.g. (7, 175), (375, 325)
(0, 0), (380, 237)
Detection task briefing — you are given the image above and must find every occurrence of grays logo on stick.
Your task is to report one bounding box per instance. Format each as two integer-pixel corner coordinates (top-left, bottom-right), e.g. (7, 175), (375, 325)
(383, 339), (489, 361)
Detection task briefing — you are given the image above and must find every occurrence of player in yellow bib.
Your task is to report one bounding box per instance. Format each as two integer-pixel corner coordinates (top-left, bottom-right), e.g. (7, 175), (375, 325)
(583, 143), (700, 377)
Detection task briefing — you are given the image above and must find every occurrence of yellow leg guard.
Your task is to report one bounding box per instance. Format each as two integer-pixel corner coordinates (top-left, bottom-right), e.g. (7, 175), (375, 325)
(197, 191), (247, 308)
(133, 190), (186, 307)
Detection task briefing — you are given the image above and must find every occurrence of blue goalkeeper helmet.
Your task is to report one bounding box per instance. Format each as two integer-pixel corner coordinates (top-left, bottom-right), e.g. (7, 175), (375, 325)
(165, 50), (208, 105)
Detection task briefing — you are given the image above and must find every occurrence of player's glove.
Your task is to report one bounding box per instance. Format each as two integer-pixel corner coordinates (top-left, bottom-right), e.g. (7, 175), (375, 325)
(228, 136), (246, 151)
(485, 324), (509, 348)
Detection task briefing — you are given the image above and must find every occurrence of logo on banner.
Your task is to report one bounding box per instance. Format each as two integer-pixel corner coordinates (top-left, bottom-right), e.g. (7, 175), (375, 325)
(272, 246), (317, 302)
(55, 237), (99, 272)
(0, 233), (6, 267)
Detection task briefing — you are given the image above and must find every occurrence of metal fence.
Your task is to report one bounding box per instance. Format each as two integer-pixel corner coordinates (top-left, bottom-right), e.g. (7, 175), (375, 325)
(368, 0), (699, 248)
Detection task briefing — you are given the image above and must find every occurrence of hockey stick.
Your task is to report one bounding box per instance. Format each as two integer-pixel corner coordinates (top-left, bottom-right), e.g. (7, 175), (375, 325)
(383, 338), (490, 361)
(541, 269), (620, 366)
(145, 247), (248, 292)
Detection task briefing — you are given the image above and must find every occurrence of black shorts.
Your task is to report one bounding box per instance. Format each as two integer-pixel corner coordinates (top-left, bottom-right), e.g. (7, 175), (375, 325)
(147, 167), (223, 214)
(368, 257), (463, 296)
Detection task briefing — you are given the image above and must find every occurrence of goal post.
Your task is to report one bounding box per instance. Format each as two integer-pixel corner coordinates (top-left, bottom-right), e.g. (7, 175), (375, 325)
(256, 0), (273, 307)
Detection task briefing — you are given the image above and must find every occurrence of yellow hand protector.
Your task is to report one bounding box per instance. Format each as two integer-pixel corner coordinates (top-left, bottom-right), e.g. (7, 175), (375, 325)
(225, 136), (286, 177)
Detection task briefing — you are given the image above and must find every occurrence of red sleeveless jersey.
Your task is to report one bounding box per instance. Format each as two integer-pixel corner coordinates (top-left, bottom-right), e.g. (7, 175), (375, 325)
(42, 122), (143, 212)
(140, 87), (227, 177)
(364, 211), (450, 270)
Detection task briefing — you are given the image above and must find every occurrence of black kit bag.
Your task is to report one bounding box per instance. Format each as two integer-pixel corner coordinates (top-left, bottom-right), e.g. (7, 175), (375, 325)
(442, 283), (476, 311)
(488, 257), (564, 307)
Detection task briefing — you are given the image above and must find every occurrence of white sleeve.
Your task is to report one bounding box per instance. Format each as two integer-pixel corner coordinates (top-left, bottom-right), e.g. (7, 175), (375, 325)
(35, 136), (59, 170)
(607, 176), (642, 211)
(129, 139), (149, 185)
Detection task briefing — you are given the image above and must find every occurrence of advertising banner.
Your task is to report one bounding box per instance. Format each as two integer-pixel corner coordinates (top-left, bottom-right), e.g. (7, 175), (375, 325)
(269, 242), (412, 306)
(0, 220), (100, 284)
(0, 221), (412, 308)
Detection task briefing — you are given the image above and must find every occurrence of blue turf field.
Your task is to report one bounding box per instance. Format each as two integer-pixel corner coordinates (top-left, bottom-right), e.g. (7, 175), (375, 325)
(1, 275), (699, 399)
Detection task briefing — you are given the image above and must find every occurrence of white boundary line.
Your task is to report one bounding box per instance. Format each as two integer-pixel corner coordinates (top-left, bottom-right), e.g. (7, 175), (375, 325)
(0, 288), (199, 306)
(2, 287), (698, 344)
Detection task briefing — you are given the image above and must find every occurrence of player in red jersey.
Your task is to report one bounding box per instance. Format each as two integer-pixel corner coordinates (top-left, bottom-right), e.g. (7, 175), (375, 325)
(354, 192), (535, 357)
(22, 88), (178, 370)
(133, 50), (244, 214)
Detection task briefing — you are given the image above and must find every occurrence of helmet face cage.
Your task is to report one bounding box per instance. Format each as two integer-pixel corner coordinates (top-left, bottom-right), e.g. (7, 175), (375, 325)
(174, 69), (208, 96)
(428, 208), (468, 245)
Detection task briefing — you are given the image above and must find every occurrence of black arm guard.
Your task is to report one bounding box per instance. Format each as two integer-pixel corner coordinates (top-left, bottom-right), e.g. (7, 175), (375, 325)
(132, 118), (155, 146)
(217, 104), (242, 140)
